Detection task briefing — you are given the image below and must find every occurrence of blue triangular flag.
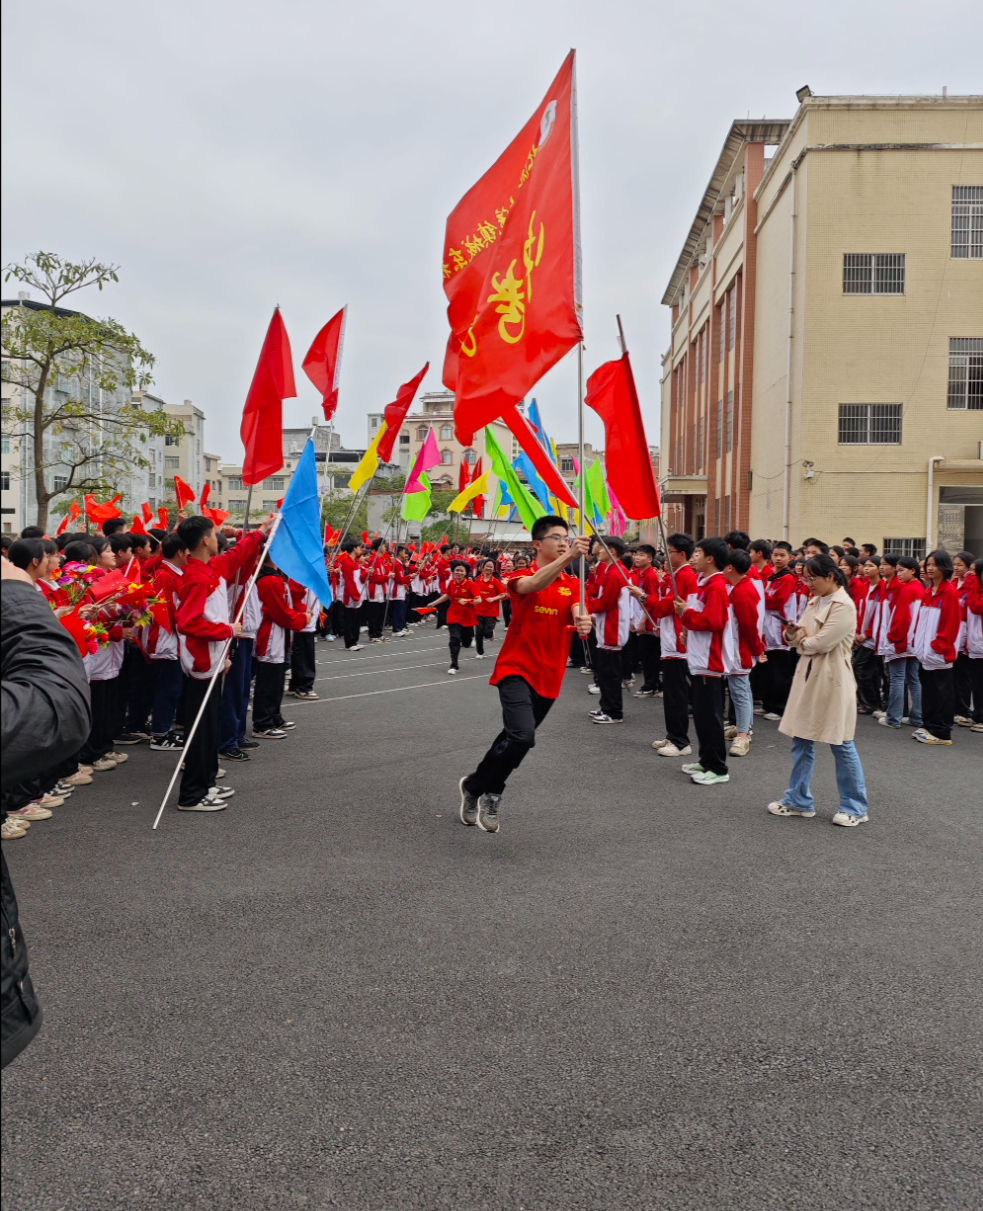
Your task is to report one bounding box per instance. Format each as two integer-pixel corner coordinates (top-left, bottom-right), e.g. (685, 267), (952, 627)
(268, 438), (332, 607)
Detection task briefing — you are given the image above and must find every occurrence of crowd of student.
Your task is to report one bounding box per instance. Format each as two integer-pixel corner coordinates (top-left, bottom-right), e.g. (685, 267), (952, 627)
(1, 517), (979, 841)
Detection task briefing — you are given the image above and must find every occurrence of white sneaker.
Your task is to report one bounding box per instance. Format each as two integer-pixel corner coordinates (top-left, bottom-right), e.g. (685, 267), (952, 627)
(873, 710), (886, 720)
(954, 715), (973, 727)
(767, 800), (815, 819)
(651, 738), (670, 749)
(447, 667), (458, 676)
(474, 654), (486, 660)
(587, 684), (601, 695)
(177, 795), (228, 812)
(580, 667), (594, 675)
(348, 645), (363, 652)
(657, 743), (692, 757)
(591, 713), (622, 725)
(832, 811), (868, 827)
(763, 712), (782, 721)
(878, 717), (900, 729)
(208, 785), (236, 799)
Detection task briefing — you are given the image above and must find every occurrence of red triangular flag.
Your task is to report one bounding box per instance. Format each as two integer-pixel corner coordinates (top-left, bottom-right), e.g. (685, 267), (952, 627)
(470, 457), (485, 519)
(303, 307), (347, 421)
(56, 511), (72, 536)
(173, 475), (195, 510)
(151, 601), (173, 633)
(202, 505), (231, 526)
(377, 363), (429, 463)
(199, 483), (211, 509)
(361, 531), (369, 544)
(241, 308), (295, 486)
(85, 493), (122, 524)
(157, 507), (169, 531)
(141, 501), (153, 523)
(88, 569), (129, 602)
(130, 515), (148, 535)
(458, 459), (470, 495)
(57, 498), (82, 534)
(584, 350), (661, 520)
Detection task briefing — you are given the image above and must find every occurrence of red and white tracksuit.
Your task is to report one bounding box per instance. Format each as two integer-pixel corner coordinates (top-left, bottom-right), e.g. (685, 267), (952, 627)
(725, 576), (766, 676)
(912, 580), (961, 670)
(176, 530), (265, 680)
(586, 560), (632, 651)
(256, 575), (308, 664)
(680, 571), (733, 677)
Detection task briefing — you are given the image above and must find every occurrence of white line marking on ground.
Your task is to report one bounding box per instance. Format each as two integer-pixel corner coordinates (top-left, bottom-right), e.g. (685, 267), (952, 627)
(315, 662), (446, 683)
(312, 675), (487, 703)
(315, 645), (445, 666)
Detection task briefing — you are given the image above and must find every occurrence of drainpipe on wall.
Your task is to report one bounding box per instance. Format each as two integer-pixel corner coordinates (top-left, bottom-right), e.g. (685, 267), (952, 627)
(926, 455), (944, 555)
(782, 164), (798, 542)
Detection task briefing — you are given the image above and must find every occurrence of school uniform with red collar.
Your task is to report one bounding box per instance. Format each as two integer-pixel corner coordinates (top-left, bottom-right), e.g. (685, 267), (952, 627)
(256, 575), (308, 664)
(629, 564), (663, 694)
(679, 570), (732, 776)
(725, 575), (765, 674)
(914, 578), (962, 742)
(645, 563), (698, 752)
(878, 578), (923, 662)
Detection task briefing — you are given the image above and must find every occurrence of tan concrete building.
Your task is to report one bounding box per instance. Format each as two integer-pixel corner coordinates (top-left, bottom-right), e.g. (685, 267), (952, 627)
(661, 93), (983, 555)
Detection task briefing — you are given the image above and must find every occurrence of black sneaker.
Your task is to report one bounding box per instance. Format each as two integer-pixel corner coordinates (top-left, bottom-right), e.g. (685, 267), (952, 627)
(476, 793), (501, 833)
(150, 734), (183, 751)
(279, 721), (297, 730)
(219, 748), (251, 761)
(116, 731), (148, 745)
(239, 738), (260, 750)
(177, 795), (227, 812)
(458, 777), (479, 826)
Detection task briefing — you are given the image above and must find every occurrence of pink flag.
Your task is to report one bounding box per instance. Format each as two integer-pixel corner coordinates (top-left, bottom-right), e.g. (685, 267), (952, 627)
(406, 429), (441, 493)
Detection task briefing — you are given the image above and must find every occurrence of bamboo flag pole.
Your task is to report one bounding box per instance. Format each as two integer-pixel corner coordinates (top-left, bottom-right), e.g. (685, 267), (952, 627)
(151, 509), (285, 830)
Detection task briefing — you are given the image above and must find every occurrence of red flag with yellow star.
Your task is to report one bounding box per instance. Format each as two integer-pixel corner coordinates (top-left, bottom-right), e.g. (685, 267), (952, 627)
(442, 51), (581, 508)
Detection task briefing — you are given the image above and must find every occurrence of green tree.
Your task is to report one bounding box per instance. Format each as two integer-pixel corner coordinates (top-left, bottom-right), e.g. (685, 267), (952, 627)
(421, 489), (470, 544)
(1, 252), (184, 530)
(321, 488), (367, 539)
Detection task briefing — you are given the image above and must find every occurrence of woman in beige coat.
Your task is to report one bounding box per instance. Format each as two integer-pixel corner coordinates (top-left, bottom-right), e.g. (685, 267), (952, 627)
(768, 554), (870, 828)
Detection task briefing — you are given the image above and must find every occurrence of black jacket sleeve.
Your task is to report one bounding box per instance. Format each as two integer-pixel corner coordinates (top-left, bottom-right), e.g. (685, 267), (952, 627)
(1, 581), (91, 792)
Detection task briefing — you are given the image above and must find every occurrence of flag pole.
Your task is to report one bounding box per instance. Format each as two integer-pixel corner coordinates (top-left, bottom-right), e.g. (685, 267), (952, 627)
(577, 341), (586, 613)
(151, 511), (284, 830)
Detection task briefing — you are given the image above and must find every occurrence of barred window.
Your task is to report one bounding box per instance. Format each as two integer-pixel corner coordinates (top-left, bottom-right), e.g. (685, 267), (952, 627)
(947, 337), (983, 409)
(165, 434), (180, 446)
(440, 424), (454, 440)
(951, 186), (983, 259)
(53, 475), (68, 492)
(715, 401), (723, 459)
(262, 498), (278, 511)
(727, 289), (736, 349)
(164, 455), (180, 469)
(726, 391), (734, 454)
(838, 403), (903, 444)
(843, 253), (905, 295)
(226, 476), (243, 491)
(883, 538), (926, 558)
(263, 476), (285, 490)
(0, 471), (9, 491)
(560, 456), (575, 473)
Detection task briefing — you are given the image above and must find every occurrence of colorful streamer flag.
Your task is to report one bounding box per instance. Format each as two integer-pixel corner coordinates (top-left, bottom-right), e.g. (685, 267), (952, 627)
(377, 363), (429, 463)
(348, 423), (388, 493)
(484, 427), (546, 533)
(85, 493), (122, 524)
(513, 450), (552, 511)
(441, 52), (581, 510)
(585, 350), (661, 519)
(571, 462), (598, 532)
(173, 476), (196, 510)
(402, 472), (432, 523)
(303, 306), (346, 422)
(241, 308), (296, 486)
(269, 439), (333, 606)
(406, 429), (441, 493)
(448, 469), (491, 514)
(587, 459), (611, 518)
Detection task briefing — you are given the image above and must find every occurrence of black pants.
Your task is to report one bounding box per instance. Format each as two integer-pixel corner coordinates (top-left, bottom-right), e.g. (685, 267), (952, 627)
(920, 666), (954, 741)
(253, 662), (287, 730)
(639, 633), (662, 691)
(761, 649), (796, 715)
(368, 600), (386, 639)
(330, 600), (345, 637)
(593, 648), (624, 719)
(178, 676), (221, 806)
(475, 615), (496, 655)
(290, 632), (317, 693)
(953, 653), (973, 718)
(123, 645), (156, 731)
(152, 659), (185, 736)
(448, 622), (473, 668)
(343, 607), (361, 649)
(80, 678), (119, 763)
(852, 646), (884, 712)
(660, 659), (690, 748)
(621, 635), (638, 679)
(435, 599), (449, 629)
(464, 675), (555, 797)
(691, 674), (727, 776)
(502, 599), (512, 628)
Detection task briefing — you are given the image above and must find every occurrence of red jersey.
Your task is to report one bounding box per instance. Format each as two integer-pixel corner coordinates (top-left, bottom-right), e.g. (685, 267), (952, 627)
(491, 568), (578, 699)
(474, 575), (507, 618)
(446, 579), (479, 626)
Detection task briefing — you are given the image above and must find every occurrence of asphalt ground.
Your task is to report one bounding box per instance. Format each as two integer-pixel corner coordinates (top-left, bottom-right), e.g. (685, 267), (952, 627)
(2, 623), (981, 1211)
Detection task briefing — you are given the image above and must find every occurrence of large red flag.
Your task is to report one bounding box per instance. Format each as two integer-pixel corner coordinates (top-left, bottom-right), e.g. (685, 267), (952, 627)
(470, 457), (485, 519)
(173, 475), (196, 510)
(442, 51), (581, 509)
(377, 363), (429, 463)
(85, 493), (122, 524)
(303, 307), (347, 421)
(241, 308), (296, 486)
(584, 351), (661, 520)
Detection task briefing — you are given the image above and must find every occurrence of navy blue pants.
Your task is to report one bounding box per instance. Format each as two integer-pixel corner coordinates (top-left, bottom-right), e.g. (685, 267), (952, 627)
(220, 638), (254, 751)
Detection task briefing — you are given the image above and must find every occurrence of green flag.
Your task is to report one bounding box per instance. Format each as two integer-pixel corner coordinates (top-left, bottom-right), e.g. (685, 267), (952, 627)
(402, 471), (432, 522)
(587, 459), (611, 519)
(484, 427), (547, 533)
(573, 466), (598, 531)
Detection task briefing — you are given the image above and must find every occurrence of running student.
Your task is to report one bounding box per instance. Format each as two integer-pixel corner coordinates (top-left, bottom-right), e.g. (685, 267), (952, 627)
(473, 559), (507, 658)
(457, 517), (592, 834)
(431, 562), (479, 674)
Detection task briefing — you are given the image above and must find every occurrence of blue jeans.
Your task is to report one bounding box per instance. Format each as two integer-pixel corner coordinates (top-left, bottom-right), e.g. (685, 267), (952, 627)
(728, 673), (753, 735)
(151, 659), (184, 736)
(390, 599), (407, 633)
(785, 736), (869, 818)
(886, 656), (923, 727)
(220, 637), (254, 751)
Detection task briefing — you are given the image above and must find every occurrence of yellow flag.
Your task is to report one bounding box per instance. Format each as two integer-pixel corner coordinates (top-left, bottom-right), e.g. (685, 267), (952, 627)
(448, 469), (491, 513)
(348, 422), (387, 492)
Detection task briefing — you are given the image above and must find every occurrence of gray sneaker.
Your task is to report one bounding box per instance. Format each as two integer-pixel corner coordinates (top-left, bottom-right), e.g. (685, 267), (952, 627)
(458, 777), (478, 826)
(476, 793), (501, 833)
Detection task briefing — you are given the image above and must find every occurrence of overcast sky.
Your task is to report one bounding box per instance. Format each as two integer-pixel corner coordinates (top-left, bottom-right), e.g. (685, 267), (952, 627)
(2, 0), (980, 463)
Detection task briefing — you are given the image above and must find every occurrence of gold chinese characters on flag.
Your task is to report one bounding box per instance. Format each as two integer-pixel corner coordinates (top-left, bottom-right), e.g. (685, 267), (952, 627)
(442, 51), (583, 453)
